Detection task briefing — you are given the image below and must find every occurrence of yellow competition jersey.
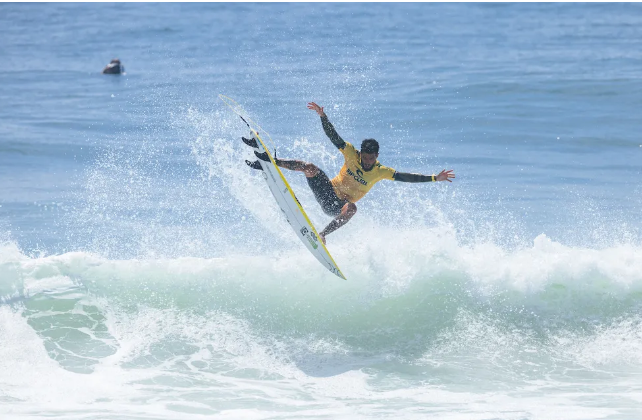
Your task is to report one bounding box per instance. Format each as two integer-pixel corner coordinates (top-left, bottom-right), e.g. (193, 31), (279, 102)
(330, 142), (396, 202)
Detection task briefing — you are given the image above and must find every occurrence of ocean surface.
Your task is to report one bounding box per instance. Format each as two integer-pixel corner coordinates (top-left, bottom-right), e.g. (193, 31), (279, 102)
(1, 3), (642, 419)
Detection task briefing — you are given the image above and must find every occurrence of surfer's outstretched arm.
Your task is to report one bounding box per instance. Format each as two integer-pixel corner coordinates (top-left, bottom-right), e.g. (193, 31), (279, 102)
(319, 202), (357, 244)
(307, 102), (346, 150)
(393, 169), (455, 183)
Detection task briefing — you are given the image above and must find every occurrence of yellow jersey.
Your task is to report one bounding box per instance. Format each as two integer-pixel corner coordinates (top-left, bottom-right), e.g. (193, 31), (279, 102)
(330, 142), (396, 203)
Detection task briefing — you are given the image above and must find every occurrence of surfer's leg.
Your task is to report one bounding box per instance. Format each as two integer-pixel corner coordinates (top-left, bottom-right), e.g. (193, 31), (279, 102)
(251, 150), (319, 176)
(247, 151), (321, 178)
(305, 170), (347, 217)
(275, 158), (320, 177)
(319, 202), (357, 243)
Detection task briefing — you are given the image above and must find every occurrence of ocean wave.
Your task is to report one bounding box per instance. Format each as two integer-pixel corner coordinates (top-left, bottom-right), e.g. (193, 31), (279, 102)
(2, 230), (641, 340)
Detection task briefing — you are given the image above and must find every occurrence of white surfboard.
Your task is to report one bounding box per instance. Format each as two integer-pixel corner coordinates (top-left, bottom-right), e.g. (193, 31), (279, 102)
(219, 95), (346, 280)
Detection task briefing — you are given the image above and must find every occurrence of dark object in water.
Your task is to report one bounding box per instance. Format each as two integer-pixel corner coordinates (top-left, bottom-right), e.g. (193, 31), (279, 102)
(102, 58), (124, 75)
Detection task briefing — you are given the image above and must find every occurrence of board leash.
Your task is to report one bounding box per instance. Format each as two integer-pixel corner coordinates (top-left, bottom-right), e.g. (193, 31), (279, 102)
(219, 94), (277, 156)
(239, 115), (277, 157)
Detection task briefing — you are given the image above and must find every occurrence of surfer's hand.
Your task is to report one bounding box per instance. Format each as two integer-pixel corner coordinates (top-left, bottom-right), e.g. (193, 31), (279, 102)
(436, 169), (455, 182)
(307, 102), (325, 117)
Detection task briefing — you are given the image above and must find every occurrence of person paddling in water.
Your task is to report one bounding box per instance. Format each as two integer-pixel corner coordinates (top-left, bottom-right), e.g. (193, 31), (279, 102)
(243, 102), (455, 244)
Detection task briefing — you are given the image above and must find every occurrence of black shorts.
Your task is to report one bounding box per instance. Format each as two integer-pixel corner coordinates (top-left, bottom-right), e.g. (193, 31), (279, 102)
(306, 169), (348, 217)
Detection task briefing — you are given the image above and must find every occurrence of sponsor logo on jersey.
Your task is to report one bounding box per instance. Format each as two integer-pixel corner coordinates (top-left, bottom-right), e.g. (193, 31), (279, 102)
(346, 167), (368, 185)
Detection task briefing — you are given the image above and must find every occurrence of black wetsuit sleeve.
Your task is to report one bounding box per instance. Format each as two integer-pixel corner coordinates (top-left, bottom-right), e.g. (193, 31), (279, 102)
(320, 115), (346, 150)
(393, 172), (436, 183)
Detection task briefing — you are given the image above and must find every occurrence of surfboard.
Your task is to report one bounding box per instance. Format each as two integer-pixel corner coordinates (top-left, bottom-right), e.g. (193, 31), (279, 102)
(219, 94), (346, 280)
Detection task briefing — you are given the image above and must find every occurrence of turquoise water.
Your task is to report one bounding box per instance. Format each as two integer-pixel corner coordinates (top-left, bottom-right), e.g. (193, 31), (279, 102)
(1, 3), (642, 419)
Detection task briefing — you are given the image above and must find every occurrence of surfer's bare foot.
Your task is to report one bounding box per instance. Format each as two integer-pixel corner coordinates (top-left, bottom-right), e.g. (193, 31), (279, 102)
(319, 233), (326, 245)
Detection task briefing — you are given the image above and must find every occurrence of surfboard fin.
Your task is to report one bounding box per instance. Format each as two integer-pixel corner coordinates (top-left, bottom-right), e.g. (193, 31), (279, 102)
(241, 136), (258, 148)
(254, 150), (270, 162)
(245, 160), (263, 170)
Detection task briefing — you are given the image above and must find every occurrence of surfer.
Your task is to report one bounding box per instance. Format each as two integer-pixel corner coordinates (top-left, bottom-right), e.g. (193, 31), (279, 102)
(244, 102), (455, 244)
(102, 58), (125, 74)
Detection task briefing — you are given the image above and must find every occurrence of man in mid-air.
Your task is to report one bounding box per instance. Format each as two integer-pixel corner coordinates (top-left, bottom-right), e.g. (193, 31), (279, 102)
(244, 102), (455, 244)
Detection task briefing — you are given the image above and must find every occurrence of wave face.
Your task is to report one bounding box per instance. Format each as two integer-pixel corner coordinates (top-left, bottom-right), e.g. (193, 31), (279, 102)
(2, 233), (642, 418)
